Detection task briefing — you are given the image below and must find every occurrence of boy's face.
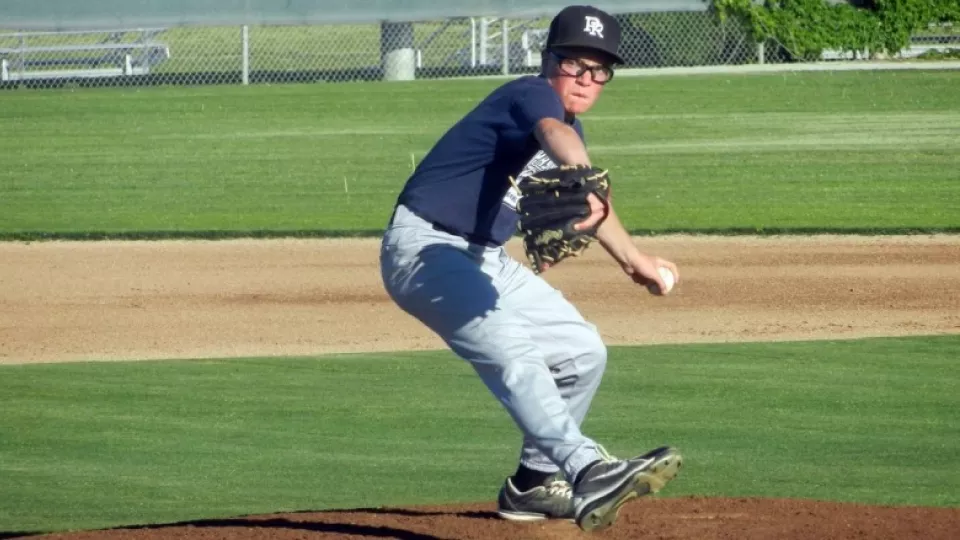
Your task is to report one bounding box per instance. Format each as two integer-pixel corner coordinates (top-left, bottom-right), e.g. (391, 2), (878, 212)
(546, 49), (614, 116)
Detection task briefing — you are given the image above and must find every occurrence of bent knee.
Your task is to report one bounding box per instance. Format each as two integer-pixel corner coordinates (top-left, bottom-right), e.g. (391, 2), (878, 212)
(579, 332), (608, 372)
(555, 330), (606, 380)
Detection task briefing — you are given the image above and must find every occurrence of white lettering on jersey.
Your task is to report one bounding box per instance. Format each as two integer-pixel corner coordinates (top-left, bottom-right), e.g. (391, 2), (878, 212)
(502, 150), (557, 211)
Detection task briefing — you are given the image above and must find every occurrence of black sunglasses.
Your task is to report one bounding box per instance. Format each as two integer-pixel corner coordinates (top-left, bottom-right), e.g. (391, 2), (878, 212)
(549, 52), (615, 84)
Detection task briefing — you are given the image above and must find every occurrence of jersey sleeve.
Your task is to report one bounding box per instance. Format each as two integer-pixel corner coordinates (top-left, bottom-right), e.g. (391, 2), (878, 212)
(511, 80), (566, 134)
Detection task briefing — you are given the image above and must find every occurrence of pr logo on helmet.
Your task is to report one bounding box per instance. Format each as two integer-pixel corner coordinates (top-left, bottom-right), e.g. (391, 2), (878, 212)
(583, 16), (604, 38)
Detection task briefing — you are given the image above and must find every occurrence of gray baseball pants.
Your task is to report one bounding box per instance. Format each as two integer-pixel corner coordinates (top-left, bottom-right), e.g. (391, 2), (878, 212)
(379, 203), (606, 481)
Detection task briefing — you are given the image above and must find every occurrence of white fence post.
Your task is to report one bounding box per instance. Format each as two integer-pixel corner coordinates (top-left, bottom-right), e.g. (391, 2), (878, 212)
(241, 25), (250, 85)
(470, 18), (477, 67)
(479, 18), (489, 65)
(501, 18), (509, 75)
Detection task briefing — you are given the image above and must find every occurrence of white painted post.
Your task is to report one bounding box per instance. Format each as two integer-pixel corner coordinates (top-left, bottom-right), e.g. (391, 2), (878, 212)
(241, 25), (250, 85)
(501, 18), (509, 75)
(757, 41), (765, 65)
(470, 18), (477, 67)
(1, 59), (9, 81)
(480, 18), (490, 65)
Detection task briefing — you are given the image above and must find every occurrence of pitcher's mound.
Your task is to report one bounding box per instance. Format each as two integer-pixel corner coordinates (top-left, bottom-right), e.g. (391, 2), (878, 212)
(26, 496), (960, 540)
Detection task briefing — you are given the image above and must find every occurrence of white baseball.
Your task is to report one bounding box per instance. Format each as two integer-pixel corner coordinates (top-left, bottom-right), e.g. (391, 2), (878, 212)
(654, 266), (675, 294)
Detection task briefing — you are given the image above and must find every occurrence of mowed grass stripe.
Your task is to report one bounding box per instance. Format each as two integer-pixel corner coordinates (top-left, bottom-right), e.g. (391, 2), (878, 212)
(589, 135), (958, 154)
(584, 111), (960, 124)
(1, 335), (958, 533)
(587, 110), (960, 153)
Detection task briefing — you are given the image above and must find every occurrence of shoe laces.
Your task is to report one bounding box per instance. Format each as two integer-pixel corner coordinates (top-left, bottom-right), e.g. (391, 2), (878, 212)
(545, 480), (573, 499)
(597, 443), (619, 462)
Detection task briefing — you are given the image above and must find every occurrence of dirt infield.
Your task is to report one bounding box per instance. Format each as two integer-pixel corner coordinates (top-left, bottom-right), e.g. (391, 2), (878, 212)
(2, 235), (959, 539)
(24, 497), (960, 540)
(3, 235), (959, 365)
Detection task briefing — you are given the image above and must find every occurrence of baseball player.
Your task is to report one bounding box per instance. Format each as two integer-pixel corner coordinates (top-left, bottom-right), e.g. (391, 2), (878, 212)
(379, 5), (682, 532)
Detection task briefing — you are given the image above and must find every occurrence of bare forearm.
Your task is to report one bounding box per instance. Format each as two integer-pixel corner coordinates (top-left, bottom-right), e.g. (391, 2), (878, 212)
(534, 118), (591, 166)
(533, 118), (637, 264)
(597, 204), (639, 266)
(533, 117), (639, 263)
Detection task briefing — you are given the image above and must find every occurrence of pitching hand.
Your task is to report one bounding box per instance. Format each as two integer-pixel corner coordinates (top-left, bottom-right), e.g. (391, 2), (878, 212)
(621, 253), (679, 295)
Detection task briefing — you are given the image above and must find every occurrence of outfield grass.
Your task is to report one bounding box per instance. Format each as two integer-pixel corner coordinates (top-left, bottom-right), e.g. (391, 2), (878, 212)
(0, 69), (958, 239)
(1, 335), (958, 534)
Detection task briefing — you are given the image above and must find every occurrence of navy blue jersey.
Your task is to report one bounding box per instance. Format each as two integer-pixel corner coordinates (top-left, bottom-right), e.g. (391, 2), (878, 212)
(395, 75), (584, 246)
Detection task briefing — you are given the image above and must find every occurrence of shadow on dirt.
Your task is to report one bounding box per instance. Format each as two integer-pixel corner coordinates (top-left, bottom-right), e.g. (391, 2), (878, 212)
(0, 507), (500, 540)
(1, 519), (449, 540)
(139, 517), (451, 540)
(314, 507), (500, 521)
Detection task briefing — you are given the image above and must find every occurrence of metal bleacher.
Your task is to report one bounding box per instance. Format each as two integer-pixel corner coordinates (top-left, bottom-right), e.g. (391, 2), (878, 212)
(414, 17), (551, 73)
(0, 28), (170, 82)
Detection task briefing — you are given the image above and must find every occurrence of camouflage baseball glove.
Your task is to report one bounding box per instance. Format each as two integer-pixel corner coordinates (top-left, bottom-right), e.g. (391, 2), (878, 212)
(513, 164), (612, 274)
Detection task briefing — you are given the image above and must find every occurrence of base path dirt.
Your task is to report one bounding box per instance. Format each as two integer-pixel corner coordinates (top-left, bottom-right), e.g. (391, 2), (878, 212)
(2, 235), (958, 365)
(2, 235), (959, 539)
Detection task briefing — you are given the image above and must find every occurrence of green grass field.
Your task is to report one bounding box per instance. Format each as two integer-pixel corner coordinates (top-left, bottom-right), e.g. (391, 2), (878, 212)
(1, 69), (958, 239)
(2, 336), (958, 534)
(1, 70), (959, 535)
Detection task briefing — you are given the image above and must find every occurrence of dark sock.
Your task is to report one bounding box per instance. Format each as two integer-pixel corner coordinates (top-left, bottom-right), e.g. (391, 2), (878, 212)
(511, 464), (556, 492)
(574, 459), (602, 487)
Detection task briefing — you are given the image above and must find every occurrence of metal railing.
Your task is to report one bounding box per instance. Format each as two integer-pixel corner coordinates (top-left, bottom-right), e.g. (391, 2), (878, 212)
(0, 28), (170, 81)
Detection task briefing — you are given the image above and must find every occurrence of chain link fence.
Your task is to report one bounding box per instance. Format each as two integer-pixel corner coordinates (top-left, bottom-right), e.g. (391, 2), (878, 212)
(0, 9), (843, 90)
